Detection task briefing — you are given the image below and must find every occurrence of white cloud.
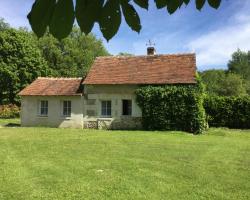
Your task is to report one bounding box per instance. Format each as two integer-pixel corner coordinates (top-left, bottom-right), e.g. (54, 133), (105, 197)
(0, 0), (32, 28)
(187, 3), (250, 70)
(187, 22), (250, 69)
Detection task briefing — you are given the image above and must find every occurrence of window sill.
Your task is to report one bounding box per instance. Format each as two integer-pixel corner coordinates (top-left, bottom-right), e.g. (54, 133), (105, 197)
(99, 116), (112, 119)
(121, 115), (132, 117)
(60, 116), (72, 120)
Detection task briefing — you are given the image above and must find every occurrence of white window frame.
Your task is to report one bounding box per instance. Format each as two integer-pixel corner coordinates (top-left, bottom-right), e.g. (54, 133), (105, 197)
(39, 100), (48, 117)
(62, 100), (71, 117)
(101, 100), (112, 117)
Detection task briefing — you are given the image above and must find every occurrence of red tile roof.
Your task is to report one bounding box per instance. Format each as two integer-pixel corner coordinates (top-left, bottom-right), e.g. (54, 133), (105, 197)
(83, 54), (197, 84)
(18, 77), (83, 96)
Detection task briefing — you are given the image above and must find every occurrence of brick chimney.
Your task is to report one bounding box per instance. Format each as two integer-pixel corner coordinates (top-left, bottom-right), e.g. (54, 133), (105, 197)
(147, 46), (155, 55)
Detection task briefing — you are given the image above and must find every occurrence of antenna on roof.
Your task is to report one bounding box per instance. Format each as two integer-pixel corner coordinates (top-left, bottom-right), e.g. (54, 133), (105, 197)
(146, 40), (156, 55)
(146, 39), (155, 47)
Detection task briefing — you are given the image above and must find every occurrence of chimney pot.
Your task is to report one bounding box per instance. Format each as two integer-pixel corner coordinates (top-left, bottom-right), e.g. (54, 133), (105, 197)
(147, 47), (155, 55)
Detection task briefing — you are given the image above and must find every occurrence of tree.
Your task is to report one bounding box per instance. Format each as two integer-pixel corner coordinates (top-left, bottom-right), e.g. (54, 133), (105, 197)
(228, 49), (250, 95)
(228, 49), (250, 81)
(37, 26), (109, 77)
(118, 52), (134, 56)
(0, 28), (50, 104)
(218, 73), (247, 96)
(27, 0), (222, 41)
(200, 70), (225, 95)
(200, 70), (247, 97)
(0, 18), (10, 31)
(245, 80), (250, 95)
(0, 20), (109, 104)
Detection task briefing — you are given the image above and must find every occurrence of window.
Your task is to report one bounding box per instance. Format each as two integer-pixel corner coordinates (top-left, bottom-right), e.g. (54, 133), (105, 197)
(40, 100), (48, 116)
(122, 100), (132, 116)
(101, 101), (111, 116)
(63, 101), (71, 117)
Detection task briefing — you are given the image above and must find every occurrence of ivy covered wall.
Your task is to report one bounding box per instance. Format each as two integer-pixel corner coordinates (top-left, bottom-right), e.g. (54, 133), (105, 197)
(135, 79), (206, 134)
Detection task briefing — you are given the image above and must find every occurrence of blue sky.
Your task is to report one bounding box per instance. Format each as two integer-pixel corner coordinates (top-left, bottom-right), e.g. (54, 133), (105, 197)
(0, 0), (250, 70)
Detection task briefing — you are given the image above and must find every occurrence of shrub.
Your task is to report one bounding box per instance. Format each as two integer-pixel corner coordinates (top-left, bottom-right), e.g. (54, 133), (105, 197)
(0, 104), (20, 118)
(204, 96), (250, 129)
(135, 82), (206, 134)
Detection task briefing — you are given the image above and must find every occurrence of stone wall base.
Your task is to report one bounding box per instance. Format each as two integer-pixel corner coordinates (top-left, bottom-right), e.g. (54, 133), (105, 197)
(83, 117), (142, 130)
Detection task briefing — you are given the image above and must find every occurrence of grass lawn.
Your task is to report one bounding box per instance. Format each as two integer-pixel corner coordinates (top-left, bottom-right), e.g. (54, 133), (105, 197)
(0, 118), (20, 127)
(0, 126), (249, 199)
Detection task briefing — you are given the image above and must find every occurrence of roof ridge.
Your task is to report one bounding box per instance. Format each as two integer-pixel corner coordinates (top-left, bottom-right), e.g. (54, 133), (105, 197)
(37, 77), (82, 80)
(96, 53), (195, 59)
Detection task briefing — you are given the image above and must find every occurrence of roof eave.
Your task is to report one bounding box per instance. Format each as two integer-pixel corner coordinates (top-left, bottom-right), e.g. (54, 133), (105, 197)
(19, 94), (82, 96)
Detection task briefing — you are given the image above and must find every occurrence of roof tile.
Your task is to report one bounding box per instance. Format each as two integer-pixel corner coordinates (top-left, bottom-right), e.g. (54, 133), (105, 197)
(19, 77), (83, 96)
(83, 54), (196, 84)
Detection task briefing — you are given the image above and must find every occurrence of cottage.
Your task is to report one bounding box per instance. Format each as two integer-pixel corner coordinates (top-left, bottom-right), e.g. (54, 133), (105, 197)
(19, 47), (196, 129)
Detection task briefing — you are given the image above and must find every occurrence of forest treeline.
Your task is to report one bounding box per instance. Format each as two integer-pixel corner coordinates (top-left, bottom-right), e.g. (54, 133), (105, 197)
(0, 18), (109, 104)
(200, 49), (250, 97)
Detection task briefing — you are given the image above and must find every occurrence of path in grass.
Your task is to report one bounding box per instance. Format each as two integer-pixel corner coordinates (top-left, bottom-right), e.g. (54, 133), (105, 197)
(0, 128), (249, 200)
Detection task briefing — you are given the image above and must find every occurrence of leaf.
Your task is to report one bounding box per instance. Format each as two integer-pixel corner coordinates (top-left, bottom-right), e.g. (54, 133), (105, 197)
(76, 0), (104, 35)
(208, 0), (221, 9)
(183, 0), (190, 5)
(121, 0), (141, 33)
(155, 0), (168, 9)
(167, 0), (182, 14)
(49, 0), (74, 40)
(99, 0), (122, 41)
(196, 0), (206, 10)
(178, 0), (185, 8)
(133, 0), (149, 10)
(27, 0), (56, 38)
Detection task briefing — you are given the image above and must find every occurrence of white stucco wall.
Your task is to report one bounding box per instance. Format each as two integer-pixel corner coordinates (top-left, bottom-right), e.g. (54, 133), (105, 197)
(20, 96), (83, 128)
(20, 85), (142, 129)
(83, 84), (142, 129)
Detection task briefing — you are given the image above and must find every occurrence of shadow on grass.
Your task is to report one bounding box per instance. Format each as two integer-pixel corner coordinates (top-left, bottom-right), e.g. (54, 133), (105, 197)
(4, 123), (21, 127)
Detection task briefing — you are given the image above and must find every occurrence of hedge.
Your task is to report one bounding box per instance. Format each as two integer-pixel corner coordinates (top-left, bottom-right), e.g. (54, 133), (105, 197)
(135, 83), (206, 134)
(0, 104), (20, 118)
(204, 96), (250, 129)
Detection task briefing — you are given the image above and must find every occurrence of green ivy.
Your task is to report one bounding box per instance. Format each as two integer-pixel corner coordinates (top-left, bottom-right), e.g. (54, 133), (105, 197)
(204, 96), (250, 129)
(135, 80), (206, 134)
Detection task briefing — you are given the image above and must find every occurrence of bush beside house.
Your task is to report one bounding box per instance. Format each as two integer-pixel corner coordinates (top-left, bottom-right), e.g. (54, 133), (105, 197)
(0, 104), (20, 118)
(204, 96), (250, 129)
(136, 82), (206, 134)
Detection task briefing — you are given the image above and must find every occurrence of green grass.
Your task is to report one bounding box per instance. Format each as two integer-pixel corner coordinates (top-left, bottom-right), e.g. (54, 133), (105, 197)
(0, 126), (249, 200)
(0, 118), (20, 127)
